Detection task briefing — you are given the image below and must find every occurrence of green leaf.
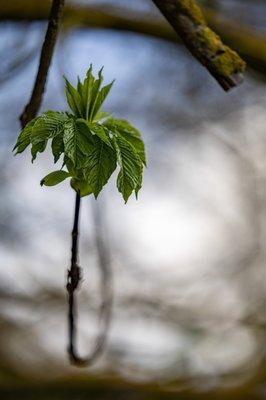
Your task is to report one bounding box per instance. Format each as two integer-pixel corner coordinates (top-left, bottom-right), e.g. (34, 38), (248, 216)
(113, 135), (143, 202)
(31, 141), (47, 162)
(30, 111), (68, 162)
(77, 76), (83, 97)
(84, 136), (117, 198)
(83, 65), (95, 120)
(40, 170), (70, 187)
(13, 117), (38, 154)
(94, 111), (112, 124)
(64, 78), (84, 117)
(77, 119), (111, 147)
(64, 67), (114, 122)
(91, 124), (111, 147)
(13, 66), (146, 201)
(63, 118), (94, 168)
(106, 118), (146, 165)
(64, 156), (76, 177)
(88, 68), (104, 121)
(51, 133), (64, 163)
(90, 81), (114, 121)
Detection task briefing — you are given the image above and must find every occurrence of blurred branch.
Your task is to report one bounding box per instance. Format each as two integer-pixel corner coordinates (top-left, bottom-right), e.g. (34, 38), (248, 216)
(0, 25), (39, 85)
(151, 0), (245, 90)
(1, 1), (265, 80)
(90, 200), (113, 364)
(19, 0), (65, 127)
(66, 195), (113, 367)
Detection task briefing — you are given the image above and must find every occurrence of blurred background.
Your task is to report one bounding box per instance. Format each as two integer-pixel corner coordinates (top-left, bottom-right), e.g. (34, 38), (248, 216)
(0, 0), (266, 398)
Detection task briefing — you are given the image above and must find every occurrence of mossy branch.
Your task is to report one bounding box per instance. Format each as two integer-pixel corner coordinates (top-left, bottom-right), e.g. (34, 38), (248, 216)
(151, 0), (246, 91)
(3, 1), (266, 85)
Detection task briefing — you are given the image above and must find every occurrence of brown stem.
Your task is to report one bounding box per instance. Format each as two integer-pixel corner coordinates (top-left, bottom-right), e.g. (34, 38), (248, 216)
(67, 192), (82, 364)
(20, 0), (65, 127)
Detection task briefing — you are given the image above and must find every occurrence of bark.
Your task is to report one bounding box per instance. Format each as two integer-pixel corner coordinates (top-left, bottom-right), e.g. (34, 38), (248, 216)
(151, 0), (245, 90)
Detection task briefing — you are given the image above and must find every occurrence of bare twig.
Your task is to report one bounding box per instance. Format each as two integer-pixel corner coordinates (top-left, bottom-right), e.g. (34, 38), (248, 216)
(151, 0), (246, 90)
(66, 195), (112, 366)
(20, 0), (65, 127)
(66, 193), (82, 364)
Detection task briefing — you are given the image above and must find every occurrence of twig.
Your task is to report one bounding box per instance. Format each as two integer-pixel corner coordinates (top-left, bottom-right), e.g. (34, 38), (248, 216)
(66, 192), (82, 364)
(151, 0), (246, 90)
(20, 0), (65, 127)
(66, 195), (113, 366)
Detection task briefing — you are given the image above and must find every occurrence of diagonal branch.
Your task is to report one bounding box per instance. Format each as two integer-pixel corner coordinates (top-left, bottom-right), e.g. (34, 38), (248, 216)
(151, 0), (246, 91)
(3, 2), (266, 79)
(20, 0), (65, 127)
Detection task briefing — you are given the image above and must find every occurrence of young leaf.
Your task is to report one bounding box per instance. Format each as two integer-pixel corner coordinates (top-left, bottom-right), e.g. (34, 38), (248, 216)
(13, 117), (38, 154)
(113, 136), (143, 202)
(90, 81), (114, 121)
(64, 78), (84, 117)
(94, 111), (112, 124)
(14, 66), (146, 201)
(51, 133), (64, 163)
(30, 111), (68, 162)
(84, 65), (95, 120)
(84, 136), (117, 198)
(31, 140), (47, 162)
(77, 119), (111, 147)
(88, 68), (104, 121)
(77, 76), (83, 97)
(106, 118), (146, 165)
(63, 118), (94, 168)
(90, 124), (112, 147)
(40, 170), (70, 186)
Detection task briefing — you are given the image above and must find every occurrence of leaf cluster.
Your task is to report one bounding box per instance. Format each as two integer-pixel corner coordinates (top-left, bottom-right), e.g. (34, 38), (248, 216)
(14, 66), (146, 202)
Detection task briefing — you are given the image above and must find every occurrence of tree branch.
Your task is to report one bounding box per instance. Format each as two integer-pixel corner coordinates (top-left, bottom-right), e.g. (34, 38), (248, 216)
(151, 0), (246, 91)
(3, 1), (265, 80)
(20, 0), (65, 127)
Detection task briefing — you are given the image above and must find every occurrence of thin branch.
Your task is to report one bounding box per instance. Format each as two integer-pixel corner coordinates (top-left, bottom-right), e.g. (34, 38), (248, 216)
(67, 192), (82, 364)
(20, 0), (65, 127)
(151, 0), (246, 90)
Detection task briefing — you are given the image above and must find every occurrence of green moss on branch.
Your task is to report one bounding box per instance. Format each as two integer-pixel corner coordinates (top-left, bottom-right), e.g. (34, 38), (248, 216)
(152, 0), (246, 90)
